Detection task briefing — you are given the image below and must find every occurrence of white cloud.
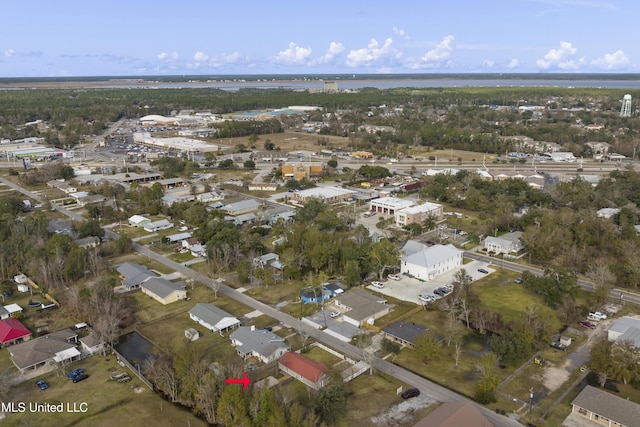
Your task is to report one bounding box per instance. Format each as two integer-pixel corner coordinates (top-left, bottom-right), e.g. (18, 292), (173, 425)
(309, 42), (345, 66)
(506, 59), (519, 69)
(346, 38), (400, 68)
(4, 49), (15, 58)
(273, 42), (312, 65)
(208, 52), (244, 67)
(405, 35), (455, 69)
(536, 41), (585, 70)
(193, 51), (209, 62)
(483, 59), (495, 68)
(591, 50), (629, 70)
(157, 51), (179, 63)
(393, 26), (410, 40)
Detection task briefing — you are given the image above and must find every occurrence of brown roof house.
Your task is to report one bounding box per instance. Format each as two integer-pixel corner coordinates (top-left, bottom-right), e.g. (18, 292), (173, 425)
(8, 329), (80, 373)
(568, 385), (640, 427)
(413, 402), (493, 427)
(278, 352), (328, 390)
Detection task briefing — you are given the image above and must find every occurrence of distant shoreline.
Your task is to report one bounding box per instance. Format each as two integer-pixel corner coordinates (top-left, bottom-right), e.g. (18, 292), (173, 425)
(1, 73), (639, 90)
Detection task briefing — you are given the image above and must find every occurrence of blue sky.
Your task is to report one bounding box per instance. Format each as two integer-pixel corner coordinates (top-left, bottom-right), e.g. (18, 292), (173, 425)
(1, 0), (639, 77)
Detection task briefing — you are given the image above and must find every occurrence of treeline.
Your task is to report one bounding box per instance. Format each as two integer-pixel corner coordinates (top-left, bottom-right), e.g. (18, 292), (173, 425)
(144, 343), (346, 426)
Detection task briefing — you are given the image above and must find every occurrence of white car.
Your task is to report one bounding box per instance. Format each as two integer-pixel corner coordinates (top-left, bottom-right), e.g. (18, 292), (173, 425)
(588, 311), (607, 321)
(418, 294), (435, 303)
(388, 274), (402, 281)
(371, 281), (385, 289)
(329, 311), (341, 318)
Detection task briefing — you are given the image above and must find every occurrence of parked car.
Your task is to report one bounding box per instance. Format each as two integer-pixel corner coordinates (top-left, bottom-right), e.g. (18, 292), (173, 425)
(401, 388), (420, 399)
(588, 311), (607, 321)
(67, 368), (85, 380)
(579, 320), (596, 329)
(263, 326), (273, 332)
(388, 274), (402, 281)
(72, 373), (89, 383)
(550, 341), (568, 351)
(477, 268), (489, 274)
(418, 294), (435, 303)
(329, 311), (341, 318)
(371, 281), (385, 289)
(36, 379), (49, 390)
(514, 278), (523, 284)
(426, 240), (436, 245)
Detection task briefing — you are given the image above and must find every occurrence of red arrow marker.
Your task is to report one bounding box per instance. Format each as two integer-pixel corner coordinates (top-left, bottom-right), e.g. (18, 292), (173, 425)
(225, 372), (250, 391)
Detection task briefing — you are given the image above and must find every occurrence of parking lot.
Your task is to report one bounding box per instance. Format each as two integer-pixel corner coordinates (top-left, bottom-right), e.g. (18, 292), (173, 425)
(365, 260), (494, 305)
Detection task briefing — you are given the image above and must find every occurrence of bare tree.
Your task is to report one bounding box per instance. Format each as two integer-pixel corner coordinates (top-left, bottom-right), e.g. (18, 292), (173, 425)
(453, 330), (464, 369)
(64, 284), (84, 319)
(87, 279), (127, 355)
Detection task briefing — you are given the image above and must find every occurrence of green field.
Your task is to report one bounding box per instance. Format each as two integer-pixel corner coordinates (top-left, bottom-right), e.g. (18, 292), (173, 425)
(2, 355), (206, 427)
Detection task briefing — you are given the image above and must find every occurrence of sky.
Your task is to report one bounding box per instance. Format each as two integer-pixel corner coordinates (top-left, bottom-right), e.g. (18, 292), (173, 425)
(2, 0), (639, 77)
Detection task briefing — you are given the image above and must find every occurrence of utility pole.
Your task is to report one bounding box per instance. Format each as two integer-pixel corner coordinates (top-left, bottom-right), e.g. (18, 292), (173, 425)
(529, 387), (534, 421)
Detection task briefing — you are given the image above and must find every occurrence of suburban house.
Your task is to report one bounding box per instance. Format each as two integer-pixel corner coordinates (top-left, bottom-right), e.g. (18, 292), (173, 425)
(165, 232), (193, 244)
(334, 289), (390, 327)
(143, 219), (174, 232)
(74, 236), (100, 249)
(369, 196), (415, 215)
(79, 332), (105, 355)
(8, 329), (79, 373)
(76, 194), (108, 207)
(196, 191), (224, 203)
(229, 325), (290, 363)
(569, 385), (639, 427)
(596, 208), (621, 219)
(414, 401), (494, 427)
(483, 235), (523, 255)
(0, 304), (22, 320)
(323, 282), (346, 298)
(252, 253), (284, 271)
(46, 179), (77, 194)
(182, 238), (207, 257)
(394, 202), (443, 227)
(140, 278), (187, 305)
(382, 321), (429, 348)
(608, 316), (640, 348)
(400, 244), (463, 281)
(278, 351), (328, 390)
(189, 303), (241, 334)
(300, 287), (331, 304)
(231, 212), (257, 226)
(128, 214), (151, 228)
(0, 318), (32, 347)
(116, 262), (156, 290)
(222, 199), (261, 216)
(287, 186), (355, 206)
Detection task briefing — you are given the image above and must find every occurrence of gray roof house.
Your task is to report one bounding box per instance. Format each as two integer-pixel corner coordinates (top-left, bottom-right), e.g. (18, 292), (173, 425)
(8, 329), (80, 373)
(229, 326), (290, 363)
(79, 333), (105, 355)
(569, 385), (640, 427)
(608, 316), (640, 348)
(382, 321), (429, 348)
(189, 303), (241, 334)
(222, 199), (261, 216)
(140, 278), (187, 305)
(334, 289), (390, 327)
(116, 262), (156, 290)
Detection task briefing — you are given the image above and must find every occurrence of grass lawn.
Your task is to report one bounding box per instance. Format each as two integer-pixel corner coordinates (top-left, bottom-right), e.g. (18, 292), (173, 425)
(301, 346), (342, 367)
(337, 372), (432, 427)
(474, 275), (564, 333)
(245, 282), (300, 306)
(2, 355), (206, 427)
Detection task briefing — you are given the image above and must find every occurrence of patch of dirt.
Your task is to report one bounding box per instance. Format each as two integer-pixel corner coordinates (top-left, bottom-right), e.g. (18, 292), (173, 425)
(370, 394), (436, 426)
(542, 318), (612, 391)
(133, 386), (145, 393)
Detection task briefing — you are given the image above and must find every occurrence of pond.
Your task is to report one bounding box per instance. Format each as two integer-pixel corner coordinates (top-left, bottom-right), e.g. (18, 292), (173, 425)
(114, 331), (156, 373)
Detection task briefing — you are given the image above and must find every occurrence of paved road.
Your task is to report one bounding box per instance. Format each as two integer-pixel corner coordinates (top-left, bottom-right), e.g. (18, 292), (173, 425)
(0, 177), (548, 426)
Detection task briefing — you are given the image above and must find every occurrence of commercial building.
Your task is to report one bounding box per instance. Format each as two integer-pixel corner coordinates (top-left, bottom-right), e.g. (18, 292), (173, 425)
(369, 196), (415, 215)
(282, 163), (324, 180)
(394, 202), (443, 227)
(400, 244), (463, 281)
(287, 186), (355, 206)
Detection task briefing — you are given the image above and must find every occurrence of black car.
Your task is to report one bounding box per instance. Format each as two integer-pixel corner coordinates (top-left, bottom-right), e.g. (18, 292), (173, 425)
(478, 268), (489, 274)
(401, 388), (420, 399)
(72, 373), (89, 383)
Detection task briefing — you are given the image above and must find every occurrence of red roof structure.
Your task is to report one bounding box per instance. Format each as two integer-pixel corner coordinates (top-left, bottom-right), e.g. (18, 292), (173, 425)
(0, 318), (31, 344)
(279, 352), (327, 383)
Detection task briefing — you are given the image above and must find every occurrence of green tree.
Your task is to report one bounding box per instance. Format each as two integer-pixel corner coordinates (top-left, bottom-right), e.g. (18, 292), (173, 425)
(218, 159), (235, 170)
(243, 159), (256, 169)
(313, 375), (348, 424)
(327, 159), (338, 169)
(114, 234), (132, 254)
(413, 332), (441, 363)
(264, 140), (275, 151)
(216, 383), (251, 426)
(236, 260), (250, 284)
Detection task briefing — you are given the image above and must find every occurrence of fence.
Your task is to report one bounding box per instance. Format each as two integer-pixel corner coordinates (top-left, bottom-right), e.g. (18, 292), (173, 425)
(111, 348), (154, 390)
(22, 273), (60, 306)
